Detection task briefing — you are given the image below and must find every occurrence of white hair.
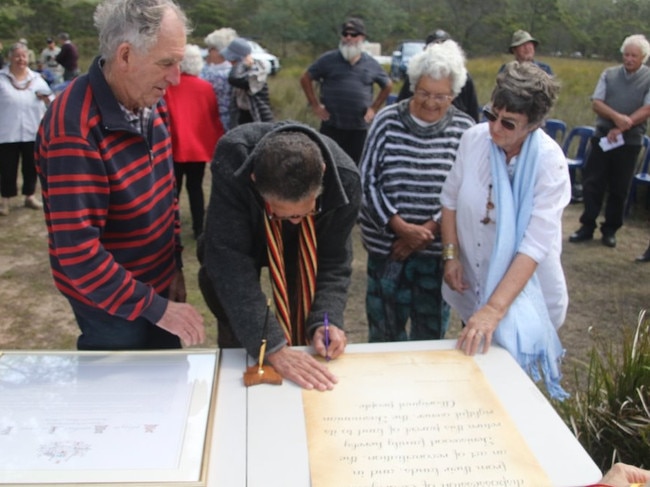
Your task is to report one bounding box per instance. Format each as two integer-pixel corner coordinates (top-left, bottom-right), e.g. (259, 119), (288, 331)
(180, 43), (204, 75)
(204, 27), (237, 51)
(93, 0), (189, 61)
(407, 39), (468, 96)
(621, 34), (650, 64)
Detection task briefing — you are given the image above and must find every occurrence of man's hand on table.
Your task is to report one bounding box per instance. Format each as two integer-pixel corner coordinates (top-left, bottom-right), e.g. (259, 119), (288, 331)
(267, 346), (339, 391)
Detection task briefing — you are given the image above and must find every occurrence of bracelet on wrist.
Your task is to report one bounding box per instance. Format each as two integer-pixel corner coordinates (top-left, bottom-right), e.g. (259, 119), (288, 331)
(441, 243), (458, 262)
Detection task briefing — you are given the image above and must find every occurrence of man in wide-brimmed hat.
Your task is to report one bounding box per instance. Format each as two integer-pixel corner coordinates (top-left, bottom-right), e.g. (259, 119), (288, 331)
(500, 29), (553, 75)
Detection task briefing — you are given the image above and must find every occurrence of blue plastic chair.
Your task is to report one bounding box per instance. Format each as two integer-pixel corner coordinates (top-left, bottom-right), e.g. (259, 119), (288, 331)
(562, 126), (595, 169)
(625, 134), (650, 215)
(562, 126), (595, 202)
(543, 119), (567, 146)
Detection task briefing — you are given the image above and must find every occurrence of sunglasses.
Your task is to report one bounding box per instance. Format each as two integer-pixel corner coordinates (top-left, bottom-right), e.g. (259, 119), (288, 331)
(342, 31), (361, 38)
(482, 107), (518, 131)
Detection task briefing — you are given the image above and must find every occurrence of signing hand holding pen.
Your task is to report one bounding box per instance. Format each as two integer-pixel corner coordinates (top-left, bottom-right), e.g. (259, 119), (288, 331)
(313, 320), (347, 360)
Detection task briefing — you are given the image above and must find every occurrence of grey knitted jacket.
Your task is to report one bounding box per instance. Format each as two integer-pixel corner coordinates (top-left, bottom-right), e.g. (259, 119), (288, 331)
(198, 121), (361, 358)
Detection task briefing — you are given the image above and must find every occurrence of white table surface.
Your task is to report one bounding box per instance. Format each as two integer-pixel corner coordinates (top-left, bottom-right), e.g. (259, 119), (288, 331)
(207, 340), (601, 487)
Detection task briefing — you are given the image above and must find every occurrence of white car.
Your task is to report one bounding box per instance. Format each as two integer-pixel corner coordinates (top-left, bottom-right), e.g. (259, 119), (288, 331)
(200, 39), (281, 76)
(246, 39), (281, 75)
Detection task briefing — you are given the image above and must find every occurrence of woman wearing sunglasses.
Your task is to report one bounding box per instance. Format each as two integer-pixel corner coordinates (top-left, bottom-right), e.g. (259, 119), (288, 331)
(440, 61), (571, 400)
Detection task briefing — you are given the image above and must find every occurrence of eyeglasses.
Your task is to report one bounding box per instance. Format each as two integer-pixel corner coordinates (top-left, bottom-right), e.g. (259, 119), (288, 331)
(413, 90), (454, 103)
(342, 31), (361, 38)
(482, 107), (518, 131)
(265, 199), (322, 221)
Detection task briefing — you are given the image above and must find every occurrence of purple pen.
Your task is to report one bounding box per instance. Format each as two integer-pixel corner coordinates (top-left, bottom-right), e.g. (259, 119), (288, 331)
(324, 312), (330, 361)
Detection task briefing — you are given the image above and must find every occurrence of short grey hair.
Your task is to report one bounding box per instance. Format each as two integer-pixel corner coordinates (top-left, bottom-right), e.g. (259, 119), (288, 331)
(407, 39), (468, 96)
(8, 42), (28, 57)
(491, 61), (560, 126)
(621, 34), (650, 64)
(204, 27), (238, 51)
(180, 44), (203, 75)
(253, 132), (324, 202)
(93, 0), (189, 61)
(7, 42), (28, 68)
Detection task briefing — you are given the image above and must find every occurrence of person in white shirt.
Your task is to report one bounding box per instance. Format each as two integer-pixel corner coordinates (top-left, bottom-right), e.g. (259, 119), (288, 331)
(0, 42), (53, 215)
(39, 37), (63, 85)
(440, 61), (570, 399)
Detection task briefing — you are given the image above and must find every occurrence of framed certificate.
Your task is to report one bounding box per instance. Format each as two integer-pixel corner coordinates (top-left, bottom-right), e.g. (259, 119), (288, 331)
(0, 350), (218, 486)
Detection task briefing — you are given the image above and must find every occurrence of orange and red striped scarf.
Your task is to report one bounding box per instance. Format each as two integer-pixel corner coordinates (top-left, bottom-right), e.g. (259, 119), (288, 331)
(263, 214), (317, 345)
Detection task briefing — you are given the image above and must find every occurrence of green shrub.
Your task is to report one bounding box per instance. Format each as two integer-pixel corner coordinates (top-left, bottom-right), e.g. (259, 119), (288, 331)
(555, 309), (650, 471)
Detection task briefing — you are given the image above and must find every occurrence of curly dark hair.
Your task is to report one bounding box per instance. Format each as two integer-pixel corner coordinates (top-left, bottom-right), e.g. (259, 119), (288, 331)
(253, 131), (324, 201)
(491, 61), (560, 126)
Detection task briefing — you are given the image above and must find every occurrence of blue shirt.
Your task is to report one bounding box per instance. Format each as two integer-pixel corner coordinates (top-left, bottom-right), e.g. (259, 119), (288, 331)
(307, 50), (390, 130)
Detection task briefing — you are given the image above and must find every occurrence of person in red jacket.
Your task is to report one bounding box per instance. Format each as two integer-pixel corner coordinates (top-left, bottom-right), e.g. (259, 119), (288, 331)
(164, 43), (224, 238)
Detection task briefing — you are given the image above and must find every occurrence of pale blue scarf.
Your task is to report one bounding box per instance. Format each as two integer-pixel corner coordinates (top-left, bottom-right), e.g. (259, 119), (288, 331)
(486, 129), (569, 400)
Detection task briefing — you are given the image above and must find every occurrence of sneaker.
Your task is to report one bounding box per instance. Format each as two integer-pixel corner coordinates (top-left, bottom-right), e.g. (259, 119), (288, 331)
(24, 195), (43, 210)
(0, 199), (9, 216)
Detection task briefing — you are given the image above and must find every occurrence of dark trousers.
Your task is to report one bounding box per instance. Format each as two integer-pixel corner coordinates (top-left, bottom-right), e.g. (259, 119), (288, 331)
(579, 139), (640, 235)
(73, 306), (181, 350)
(319, 125), (367, 165)
(174, 162), (206, 237)
(0, 141), (37, 198)
(198, 266), (244, 349)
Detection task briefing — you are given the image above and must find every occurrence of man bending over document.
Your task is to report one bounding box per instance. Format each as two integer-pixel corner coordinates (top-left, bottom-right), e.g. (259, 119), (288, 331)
(198, 121), (361, 391)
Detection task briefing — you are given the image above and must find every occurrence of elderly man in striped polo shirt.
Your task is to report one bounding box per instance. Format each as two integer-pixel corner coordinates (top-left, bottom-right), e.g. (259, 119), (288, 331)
(36, 0), (205, 350)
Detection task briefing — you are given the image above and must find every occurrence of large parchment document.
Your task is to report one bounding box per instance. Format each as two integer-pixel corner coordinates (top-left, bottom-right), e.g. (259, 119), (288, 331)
(303, 350), (552, 487)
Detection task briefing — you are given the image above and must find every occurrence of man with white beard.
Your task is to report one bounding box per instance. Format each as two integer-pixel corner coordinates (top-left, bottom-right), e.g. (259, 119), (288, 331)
(300, 17), (392, 164)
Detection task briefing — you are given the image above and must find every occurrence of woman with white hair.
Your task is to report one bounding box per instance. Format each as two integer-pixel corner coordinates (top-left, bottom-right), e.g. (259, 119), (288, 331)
(358, 40), (474, 342)
(200, 27), (237, 130)
(164, 44), (224, 239)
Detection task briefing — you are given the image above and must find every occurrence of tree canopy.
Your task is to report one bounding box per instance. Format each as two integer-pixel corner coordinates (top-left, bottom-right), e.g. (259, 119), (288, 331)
(1, 0), (647, 60)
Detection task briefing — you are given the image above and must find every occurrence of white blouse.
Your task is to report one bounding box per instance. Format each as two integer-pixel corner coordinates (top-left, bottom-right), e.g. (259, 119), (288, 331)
(0, 68), (52, 144)
(440, 123), (571, 328)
